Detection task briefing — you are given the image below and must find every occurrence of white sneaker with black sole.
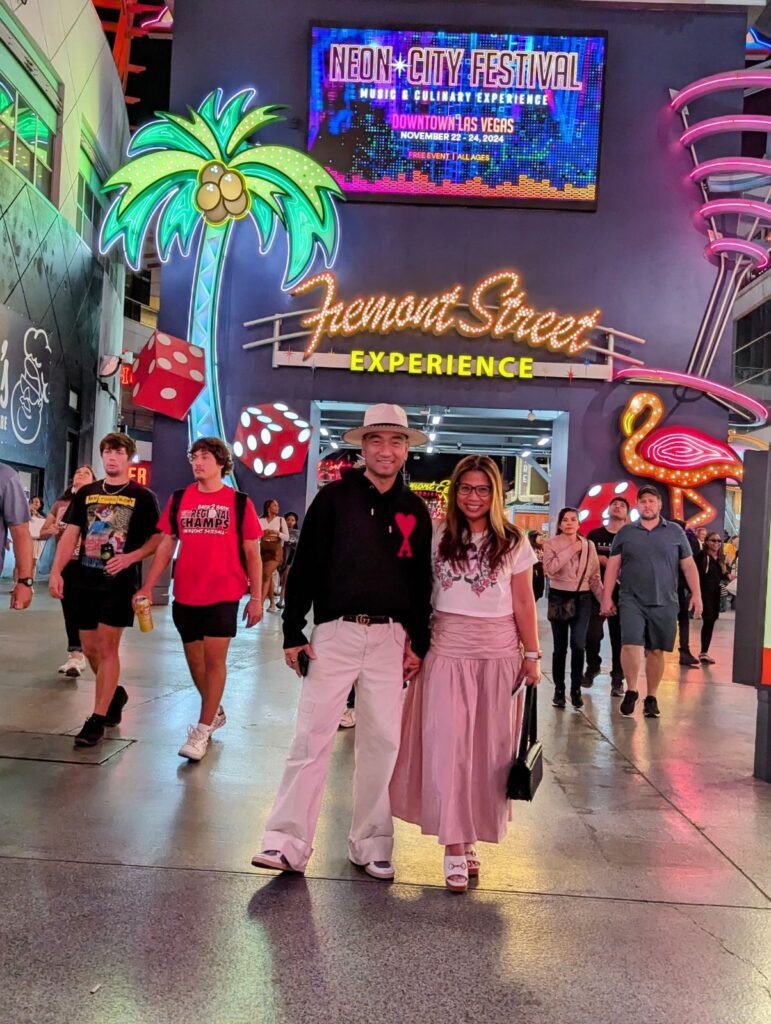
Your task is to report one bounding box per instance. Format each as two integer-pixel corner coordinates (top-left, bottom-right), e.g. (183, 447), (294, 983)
(58, 653), (86, 677)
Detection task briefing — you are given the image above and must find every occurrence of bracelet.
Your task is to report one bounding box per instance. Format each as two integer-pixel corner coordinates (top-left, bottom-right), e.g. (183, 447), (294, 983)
(523, 651), (542, 660)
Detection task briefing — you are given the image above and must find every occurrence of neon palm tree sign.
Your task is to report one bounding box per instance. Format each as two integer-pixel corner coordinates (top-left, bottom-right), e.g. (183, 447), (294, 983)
(100, 89), (343, 444)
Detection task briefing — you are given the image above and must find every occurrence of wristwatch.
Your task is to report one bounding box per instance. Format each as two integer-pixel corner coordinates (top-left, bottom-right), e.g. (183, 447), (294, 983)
(523, 650), (542, 660)
(16, 578), (34, 588)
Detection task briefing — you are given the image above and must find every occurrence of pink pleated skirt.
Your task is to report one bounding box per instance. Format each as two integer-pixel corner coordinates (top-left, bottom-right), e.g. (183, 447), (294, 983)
(390, 611), (525, 845)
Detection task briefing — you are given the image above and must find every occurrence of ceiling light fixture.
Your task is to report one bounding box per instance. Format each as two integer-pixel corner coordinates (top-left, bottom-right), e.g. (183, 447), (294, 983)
(527, 410), (536, 422)
(320, 427), (329, 436)
(330, 441), (339, 449)
(428, 431), (436, 441)
(521, 449), (532, 458)
(431, 415), (441, 425)
(537, 437), (551, 446)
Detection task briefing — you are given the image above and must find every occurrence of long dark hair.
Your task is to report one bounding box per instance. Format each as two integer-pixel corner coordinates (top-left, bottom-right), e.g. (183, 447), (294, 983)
(438, 455), (521, 573)
(556, 506), (582, 536)
(703, 532), (726, 571)
(58, 465), (96, 502)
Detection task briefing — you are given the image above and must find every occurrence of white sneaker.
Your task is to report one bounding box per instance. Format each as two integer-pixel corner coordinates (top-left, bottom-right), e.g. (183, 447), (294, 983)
(211, 706), (226, 732)
(339, 707), (356, 729)
(178, 725), (210, 761)
(268, 602), (277, 613)
(58, 653), (86, 678)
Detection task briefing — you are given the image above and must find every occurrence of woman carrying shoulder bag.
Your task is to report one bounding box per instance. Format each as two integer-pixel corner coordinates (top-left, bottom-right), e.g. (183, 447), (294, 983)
(543, 507), (603, 710)
(390, 456), (541, 893)
(258, 499), (289, 613)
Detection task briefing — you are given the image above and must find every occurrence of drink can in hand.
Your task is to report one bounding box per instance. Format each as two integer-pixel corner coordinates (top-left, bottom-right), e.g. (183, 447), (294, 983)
(135, 596), (153, 633)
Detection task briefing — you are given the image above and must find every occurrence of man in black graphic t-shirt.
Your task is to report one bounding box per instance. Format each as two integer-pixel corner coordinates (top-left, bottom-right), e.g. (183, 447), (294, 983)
(584, 495), (629, 696)
(50, 432), (161, 747)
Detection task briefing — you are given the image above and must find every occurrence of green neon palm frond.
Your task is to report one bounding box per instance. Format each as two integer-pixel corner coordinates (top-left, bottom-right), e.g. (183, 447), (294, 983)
(156, 180), (202, 261)
(129, 114), (216, 161)
(232, 146), (343, 288)
(102, 151), (204, 268)
(102, 178), (185, 268)
(248, 194), (279, 254)
(199, 89), (262, 157)
(225, 103), (288, 158)
(165, 108), (224, 162)
(280, 186), (340, 288)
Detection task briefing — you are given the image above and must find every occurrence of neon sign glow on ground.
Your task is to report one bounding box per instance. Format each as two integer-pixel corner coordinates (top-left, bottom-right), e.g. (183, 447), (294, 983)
(100, 89), (343, 450)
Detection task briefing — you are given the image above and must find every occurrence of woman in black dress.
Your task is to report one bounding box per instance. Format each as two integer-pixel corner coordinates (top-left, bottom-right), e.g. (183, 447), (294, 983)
(697, 532), (730, 664)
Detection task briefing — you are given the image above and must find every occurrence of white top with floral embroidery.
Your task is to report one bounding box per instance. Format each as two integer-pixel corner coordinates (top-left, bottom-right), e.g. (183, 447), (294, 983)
(432, 523), (538, 618)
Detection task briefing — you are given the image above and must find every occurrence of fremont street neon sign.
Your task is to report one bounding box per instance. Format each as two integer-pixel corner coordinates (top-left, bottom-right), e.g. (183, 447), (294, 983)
(293, 270), (601, 359)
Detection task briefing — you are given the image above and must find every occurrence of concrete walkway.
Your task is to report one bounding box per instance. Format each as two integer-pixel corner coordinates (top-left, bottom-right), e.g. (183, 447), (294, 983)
(1, 594), (769, 1024)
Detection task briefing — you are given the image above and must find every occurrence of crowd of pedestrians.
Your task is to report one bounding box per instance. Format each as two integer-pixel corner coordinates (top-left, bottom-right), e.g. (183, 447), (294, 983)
(1, 399), (740, 891)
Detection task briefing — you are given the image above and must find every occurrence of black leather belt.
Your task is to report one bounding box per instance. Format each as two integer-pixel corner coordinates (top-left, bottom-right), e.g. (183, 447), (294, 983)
(341, 614), (391, 626)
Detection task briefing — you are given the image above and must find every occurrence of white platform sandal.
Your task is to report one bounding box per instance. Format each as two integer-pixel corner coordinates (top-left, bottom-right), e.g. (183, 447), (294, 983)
(444, 855), (469, 892)
(464, 846), (481, 877)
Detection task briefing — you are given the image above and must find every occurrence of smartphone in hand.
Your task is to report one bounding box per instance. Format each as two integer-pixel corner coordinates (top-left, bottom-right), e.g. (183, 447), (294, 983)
(297, 649), (310, 677)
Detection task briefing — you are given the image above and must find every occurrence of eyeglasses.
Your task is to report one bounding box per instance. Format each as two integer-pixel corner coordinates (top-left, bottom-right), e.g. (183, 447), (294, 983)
(707, 538), (721, 544)
(457, 484), (492, 497)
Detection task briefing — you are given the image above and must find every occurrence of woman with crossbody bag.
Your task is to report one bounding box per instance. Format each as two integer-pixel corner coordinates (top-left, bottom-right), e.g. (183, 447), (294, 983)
(258, 499), (289, 612)
(543, 507), (603, 710)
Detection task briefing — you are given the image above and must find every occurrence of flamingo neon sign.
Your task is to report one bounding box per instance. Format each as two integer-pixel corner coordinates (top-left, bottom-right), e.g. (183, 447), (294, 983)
(620, 391), (744, 528)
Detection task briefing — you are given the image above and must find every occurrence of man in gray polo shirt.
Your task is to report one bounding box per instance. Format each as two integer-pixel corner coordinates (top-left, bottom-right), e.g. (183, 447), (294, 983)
(0, 461), (34, 610)
(601, 485), (702, 719)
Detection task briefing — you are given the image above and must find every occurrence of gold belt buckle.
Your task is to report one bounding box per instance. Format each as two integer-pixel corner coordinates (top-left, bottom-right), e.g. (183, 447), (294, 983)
(355, 614), (370, 626)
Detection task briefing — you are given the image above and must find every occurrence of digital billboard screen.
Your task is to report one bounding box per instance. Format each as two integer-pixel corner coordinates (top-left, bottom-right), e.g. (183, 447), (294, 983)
(308, 25), (607, 209)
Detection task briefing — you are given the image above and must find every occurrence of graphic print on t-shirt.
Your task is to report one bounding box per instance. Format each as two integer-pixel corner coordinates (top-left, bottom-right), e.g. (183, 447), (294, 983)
(435, 541), (500, 596)
(82, 493), (136, 569)
(179, 502), (232, 534)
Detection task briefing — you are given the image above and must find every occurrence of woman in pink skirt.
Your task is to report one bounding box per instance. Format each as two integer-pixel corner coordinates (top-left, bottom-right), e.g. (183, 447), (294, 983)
(390, 455), (541, 892)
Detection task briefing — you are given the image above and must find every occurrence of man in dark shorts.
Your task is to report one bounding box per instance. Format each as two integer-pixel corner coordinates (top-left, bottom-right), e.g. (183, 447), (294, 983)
(49, 433), (162, 746)
(601, 485), (702, 719)
(133, 437), (264, 762)
(583, 495), (629, 696)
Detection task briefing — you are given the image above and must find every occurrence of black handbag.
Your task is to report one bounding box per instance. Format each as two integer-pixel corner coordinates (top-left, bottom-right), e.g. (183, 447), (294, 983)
(547, 540), (589, 623)
(507, 684), (543, 801)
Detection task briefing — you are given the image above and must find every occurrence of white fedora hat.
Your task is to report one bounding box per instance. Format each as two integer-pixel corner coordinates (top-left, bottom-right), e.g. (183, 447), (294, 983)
(342, 403), (428, 447)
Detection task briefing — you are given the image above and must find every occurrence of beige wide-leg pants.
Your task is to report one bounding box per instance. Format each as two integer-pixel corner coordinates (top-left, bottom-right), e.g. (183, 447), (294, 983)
(262, 618), (406, 871)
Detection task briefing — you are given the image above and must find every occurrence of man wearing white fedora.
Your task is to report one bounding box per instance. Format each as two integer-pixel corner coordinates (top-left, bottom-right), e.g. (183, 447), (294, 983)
(252, 403), (432, 879)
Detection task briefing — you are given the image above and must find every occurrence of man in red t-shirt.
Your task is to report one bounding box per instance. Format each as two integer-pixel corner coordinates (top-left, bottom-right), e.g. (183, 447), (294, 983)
(134, 438), (263, 761)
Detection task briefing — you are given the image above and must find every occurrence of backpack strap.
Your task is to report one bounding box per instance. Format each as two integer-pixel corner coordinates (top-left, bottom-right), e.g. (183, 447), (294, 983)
(235, 490), (248, 573)
(169, 488), (185, 537)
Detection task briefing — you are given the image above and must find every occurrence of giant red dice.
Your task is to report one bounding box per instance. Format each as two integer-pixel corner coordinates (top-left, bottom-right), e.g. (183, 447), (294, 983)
(130, 331), (205, 420)
(577, 480), (639, 533)
(233, 403), (312, 478)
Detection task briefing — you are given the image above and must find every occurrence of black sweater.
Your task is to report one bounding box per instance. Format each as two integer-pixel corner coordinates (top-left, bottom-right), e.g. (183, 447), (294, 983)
(282, 469), (433, 656)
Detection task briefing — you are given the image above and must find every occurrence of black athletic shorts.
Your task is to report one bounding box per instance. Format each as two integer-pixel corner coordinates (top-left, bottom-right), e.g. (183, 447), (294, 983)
(172, 601), (239, 644)
(70, 587), (136, 631)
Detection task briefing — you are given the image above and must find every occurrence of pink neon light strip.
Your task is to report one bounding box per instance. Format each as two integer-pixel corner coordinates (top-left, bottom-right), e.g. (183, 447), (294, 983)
(140, 5), (171, 29)
(698, 197), (771, 224)
(614, 368), (769, 426)
(671, 69), (771, 112)
(704, 237), (770, 270)
(690, 157), (771, 183)
(680, 115), (771, 147)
